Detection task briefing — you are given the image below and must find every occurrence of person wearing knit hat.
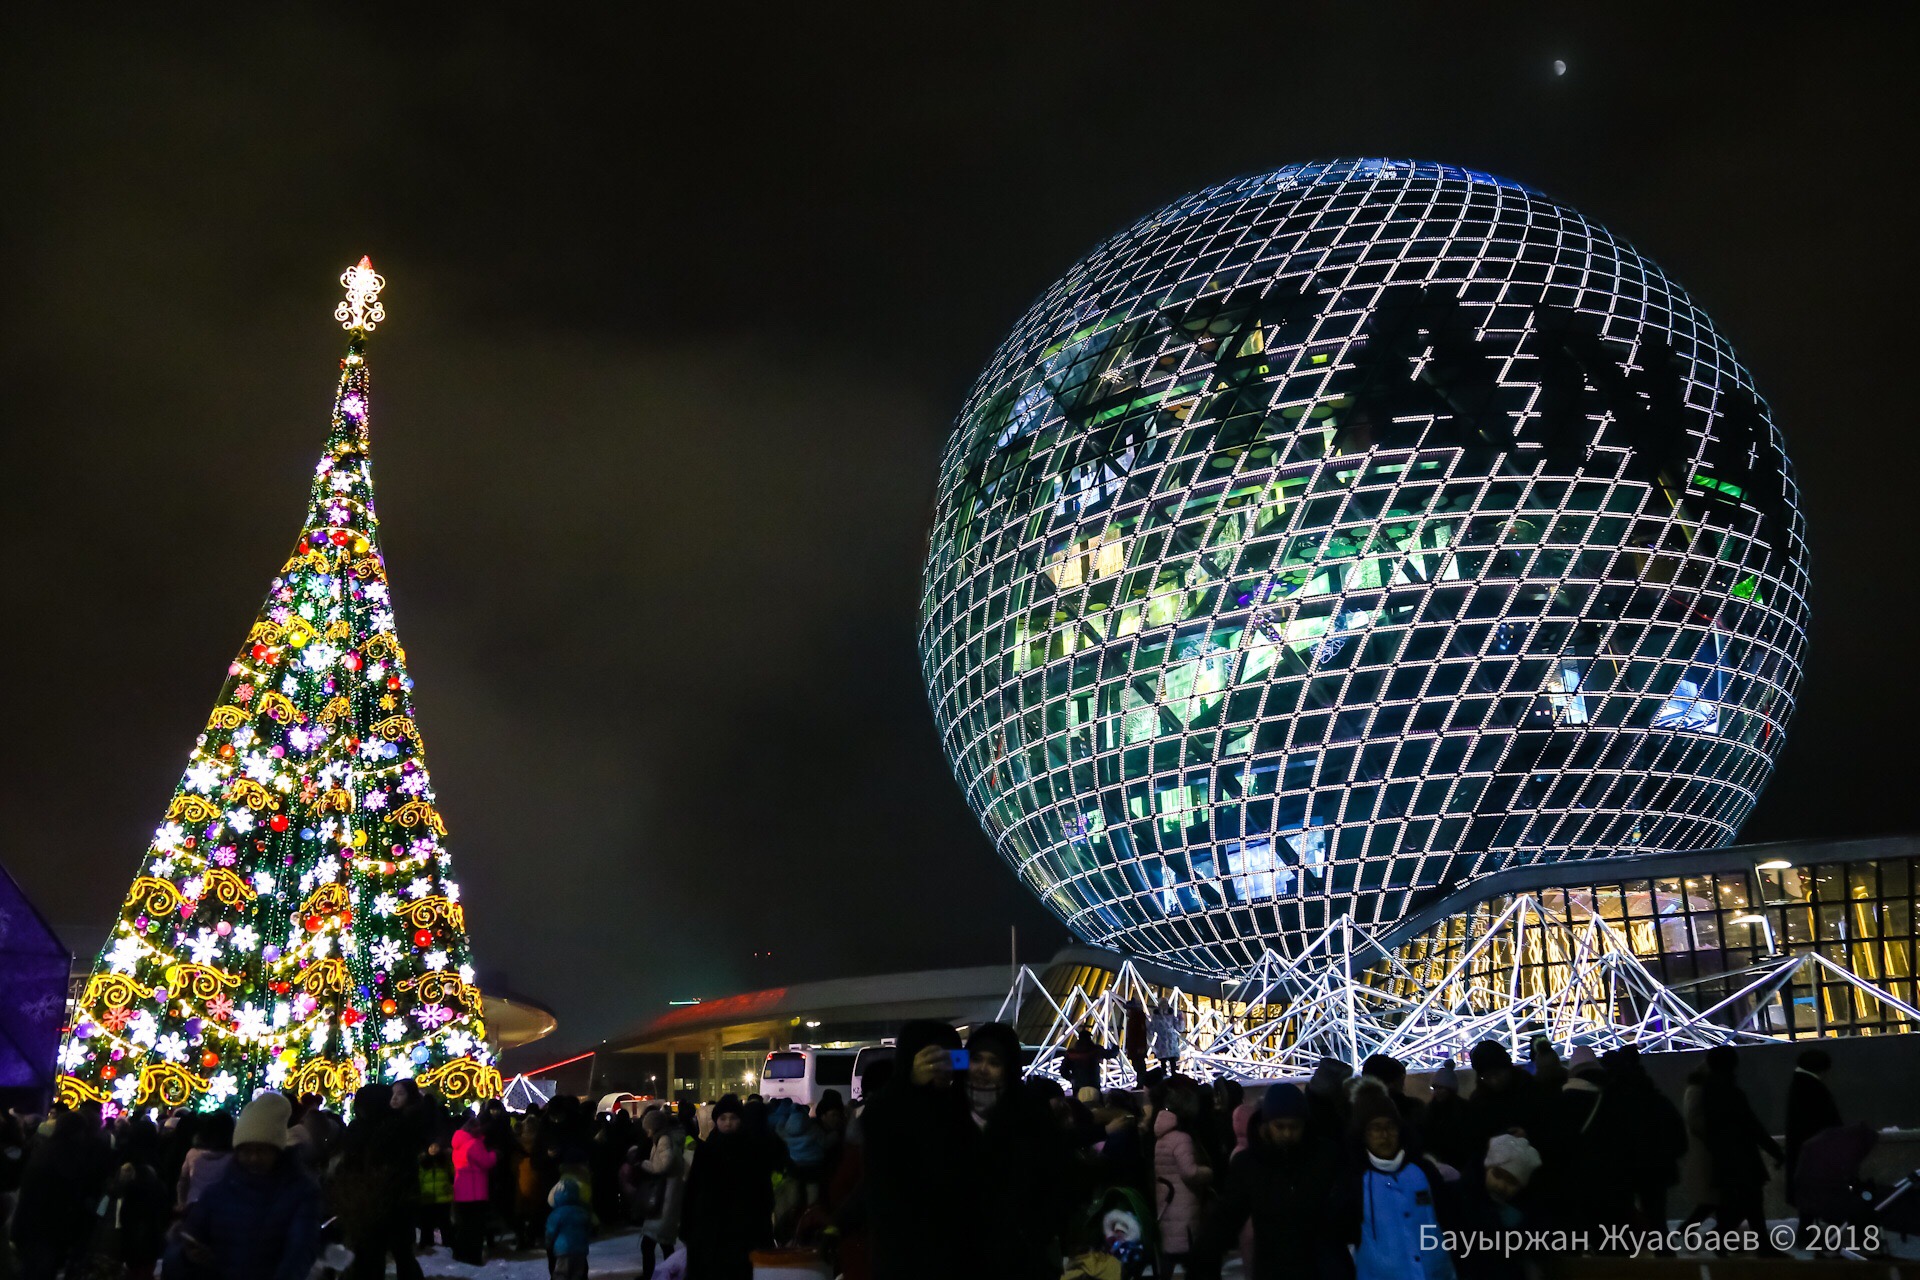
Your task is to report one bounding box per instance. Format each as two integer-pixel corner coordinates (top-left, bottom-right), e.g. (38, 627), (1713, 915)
(1214, 1081), (1342, 1279)
(172, 1091), (322, 1279)
(1484, 1133), (1542, 1197)
(232, 1089), (292, 1153)
(1333, 1078), (1455, 1280)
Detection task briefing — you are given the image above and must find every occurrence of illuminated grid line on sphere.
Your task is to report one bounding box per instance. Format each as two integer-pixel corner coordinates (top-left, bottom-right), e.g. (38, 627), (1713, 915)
(918, 159), (1809, 975)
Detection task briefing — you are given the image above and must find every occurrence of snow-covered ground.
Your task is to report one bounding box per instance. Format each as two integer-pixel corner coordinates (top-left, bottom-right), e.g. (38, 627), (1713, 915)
(400, 1223), (1914, 1278)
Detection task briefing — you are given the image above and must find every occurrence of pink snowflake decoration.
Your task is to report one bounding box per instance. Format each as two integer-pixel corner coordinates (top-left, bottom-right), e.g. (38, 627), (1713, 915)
(205, 994), (236, 1023)
(410, 1004), (454, 1030)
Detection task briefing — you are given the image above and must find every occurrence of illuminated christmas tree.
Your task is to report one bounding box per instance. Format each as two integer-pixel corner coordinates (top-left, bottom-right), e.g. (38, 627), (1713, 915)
(57, 260), (500, 1115)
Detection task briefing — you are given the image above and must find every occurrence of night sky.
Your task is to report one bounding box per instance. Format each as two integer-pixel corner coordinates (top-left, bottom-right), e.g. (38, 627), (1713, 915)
(4, 7), (1911, 1056)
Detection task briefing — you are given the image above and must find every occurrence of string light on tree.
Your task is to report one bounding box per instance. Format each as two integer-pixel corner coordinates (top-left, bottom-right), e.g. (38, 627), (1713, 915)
(58, 259), (499, 1116)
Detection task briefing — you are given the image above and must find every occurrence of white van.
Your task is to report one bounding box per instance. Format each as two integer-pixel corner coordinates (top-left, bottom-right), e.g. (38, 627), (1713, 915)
(758, 1047), (859, 1108)
(850, 1044), (893, 1103)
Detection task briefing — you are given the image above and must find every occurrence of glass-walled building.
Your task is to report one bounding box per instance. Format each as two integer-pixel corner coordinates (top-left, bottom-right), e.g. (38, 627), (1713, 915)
(1019, 835), (1919, 1048)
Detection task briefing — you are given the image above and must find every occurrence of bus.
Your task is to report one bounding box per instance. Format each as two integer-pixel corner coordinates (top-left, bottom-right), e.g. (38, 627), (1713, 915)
(758, 1047), (859, 1108)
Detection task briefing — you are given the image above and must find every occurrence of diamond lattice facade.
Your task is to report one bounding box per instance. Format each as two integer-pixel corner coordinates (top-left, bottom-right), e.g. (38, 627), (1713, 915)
(919, 159), (1808, 974)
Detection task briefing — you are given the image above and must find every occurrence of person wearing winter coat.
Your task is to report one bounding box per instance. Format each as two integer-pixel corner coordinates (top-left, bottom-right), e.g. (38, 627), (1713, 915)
(515, 1116), (553, 1250)
(1333, 1086), (1456, 1280)
(166, 1092), (322, 1280)
(1061, 1030), (1112, 1096)
(1528, 1052), (1631, 1234)
(1462, 1042), (1540, 1170)
(861, 1020), (985, 1280)
(1420, 1063), (1474, 1172)
(1451, 1135), (1543, 1280)
(11, 1105), (112, 1280)
(544, 1177), (592, 1280)
(176, 1112), (236, 1209)
(680, 1095), (774, 1280)
(966, 1022), (1075, 1280)
(1123, 998), (1150, 1084)
(1303, 1058), (1354, 1143)
(1600, 1046), (1686, 1232)
(1152, 1105), (1212, 1267)
(416, 1136), (455, 1249)
(625, 1109), (685, 1280)
(1148, 999), (1183, 1075)
(1677, 1070), (1716, 1228)
(112, 1122), (173, 1280)
(771, 1098), (826, 1199)
(449, 1119), (497, 1264)
(339, 1084), (426, 1280)
(1210, 1084), (1342, 1280)
(1784, 1048), (1842, 1208)
(1699, 1046), (1783, 1242)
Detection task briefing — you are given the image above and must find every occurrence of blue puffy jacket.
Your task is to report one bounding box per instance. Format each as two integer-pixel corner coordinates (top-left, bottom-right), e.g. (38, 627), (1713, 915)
(546, 1178), (593, 1257)
(1341, 1154), (1456, 1280)
(773, 1100), (824, 1170)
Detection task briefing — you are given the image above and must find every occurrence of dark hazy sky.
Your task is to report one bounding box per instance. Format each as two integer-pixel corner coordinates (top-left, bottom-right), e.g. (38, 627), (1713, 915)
(3, 6), (1911, 1056)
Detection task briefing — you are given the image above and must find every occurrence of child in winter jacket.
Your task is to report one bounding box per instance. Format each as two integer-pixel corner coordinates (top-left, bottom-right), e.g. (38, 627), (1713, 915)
(546, 1177), (592, 1280)
(1336, 1084), (1456, 1280)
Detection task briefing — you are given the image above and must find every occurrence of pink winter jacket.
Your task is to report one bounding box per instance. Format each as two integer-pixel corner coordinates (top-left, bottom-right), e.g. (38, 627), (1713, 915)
(1152, 1109), (1209, 1253)
(451, 1127), (497, 1203)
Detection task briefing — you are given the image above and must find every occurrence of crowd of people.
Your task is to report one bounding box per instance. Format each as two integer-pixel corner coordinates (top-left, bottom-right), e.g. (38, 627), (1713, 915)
(0, 1031), (1856, 1280)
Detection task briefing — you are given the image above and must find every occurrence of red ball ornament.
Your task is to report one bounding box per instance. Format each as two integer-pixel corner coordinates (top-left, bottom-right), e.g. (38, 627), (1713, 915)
(340, 908), (354, 926)
(381, 998), (398, 1015)
(201, 1050), (219, 1070)
(251, 643), (270, 662)
(101, 1065), (116, 1080)
(269, 813), (290, 832)
(413, 928), (433, 948)
(329, 529), (350, 546)
(342, 1008), (363, 1027)
(218, 744), (235, 759)
(386, 676), (401, 690)
(344, 653), (362, 672)
(304, 915), (323, 933)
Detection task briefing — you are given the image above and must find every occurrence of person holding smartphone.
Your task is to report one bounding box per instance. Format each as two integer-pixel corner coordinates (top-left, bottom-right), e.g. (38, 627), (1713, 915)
(861, 1020), (980, 1280)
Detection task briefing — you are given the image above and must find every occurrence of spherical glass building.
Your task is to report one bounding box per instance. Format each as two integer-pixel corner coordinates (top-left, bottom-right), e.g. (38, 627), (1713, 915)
(919, 159), (1808, 974)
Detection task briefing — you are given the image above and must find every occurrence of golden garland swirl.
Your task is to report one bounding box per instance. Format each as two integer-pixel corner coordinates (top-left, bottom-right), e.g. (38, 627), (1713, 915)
(324, 619), (352, 641)
(349, 555), (386, 583)
(287, 1056), (362, 1102)
(166, 961), (241, 1001)
(127, 876), (184, 916)
(370, 716), (421, 750)
(207, 705), (248, 731)
(226, 778), (279, 812)
(248, 620), (285, 646)
(314, 787), (355, 815)
(362, 631), (404, 662)
(391, 799), (446, 836)
(258, 691), (303, 725)
(317, 695), (353, 729)
(301, 882), (350, 918)
(298, 956), (349, 996)
(84, 973), (155, 1012)
(167, 794), (222, 826)
(136, 1061), (211, 1108)
(400, 895), (465, 933)
(56, 1075), (111, 1108)
(398, 969), (481, 1012)
(418, 1057), (501, 1102)
(202, 867), (258, 908)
